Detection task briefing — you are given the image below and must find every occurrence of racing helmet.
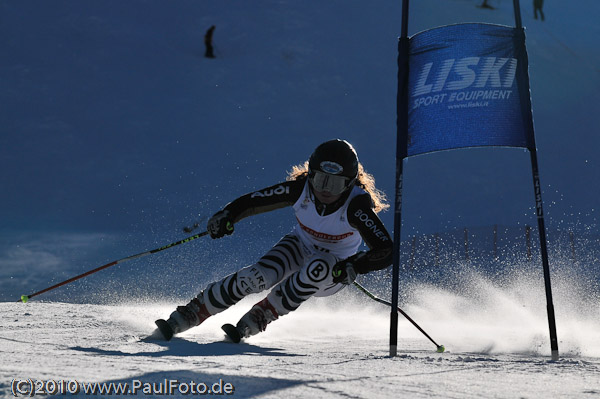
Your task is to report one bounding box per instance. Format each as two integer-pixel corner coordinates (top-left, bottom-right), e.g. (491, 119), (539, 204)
(308, 139), (359, 195)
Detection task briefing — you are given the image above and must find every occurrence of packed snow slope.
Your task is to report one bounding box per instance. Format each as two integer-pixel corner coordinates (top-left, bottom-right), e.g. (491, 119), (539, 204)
(1, 0), (600, 398)
(2, 291), (600, 398)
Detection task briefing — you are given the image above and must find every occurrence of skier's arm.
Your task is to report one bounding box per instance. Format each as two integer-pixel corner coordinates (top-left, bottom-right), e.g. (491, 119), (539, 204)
(346, 194), (393, 274)
(223, 177), (306, 223)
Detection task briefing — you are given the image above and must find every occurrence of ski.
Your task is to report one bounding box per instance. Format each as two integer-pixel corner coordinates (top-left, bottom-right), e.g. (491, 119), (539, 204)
(155, 319), (174, 341)
(221, 323), (242, 343)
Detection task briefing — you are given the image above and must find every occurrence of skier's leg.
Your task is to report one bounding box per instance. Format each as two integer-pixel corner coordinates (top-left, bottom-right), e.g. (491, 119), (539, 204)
(233, 252), (344, 339)
(158, 234), (304, 338)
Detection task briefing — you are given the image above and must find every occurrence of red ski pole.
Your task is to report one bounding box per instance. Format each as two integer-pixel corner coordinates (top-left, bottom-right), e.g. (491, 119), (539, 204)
(18, 231), (209, 303)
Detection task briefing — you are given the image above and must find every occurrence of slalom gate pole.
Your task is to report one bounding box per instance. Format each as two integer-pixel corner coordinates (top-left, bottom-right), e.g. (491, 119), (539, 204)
(353, 281), (445, 353)
(512, 0), (559, 361)
(17, 231), (209, 303)
(391, 0), (411, 357)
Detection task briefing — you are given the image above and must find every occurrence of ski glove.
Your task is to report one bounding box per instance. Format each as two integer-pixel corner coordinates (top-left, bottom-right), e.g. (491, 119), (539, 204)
(332, 251), (368, 285)
(207, 210), (234, 239)
(332, 260), (357, 285)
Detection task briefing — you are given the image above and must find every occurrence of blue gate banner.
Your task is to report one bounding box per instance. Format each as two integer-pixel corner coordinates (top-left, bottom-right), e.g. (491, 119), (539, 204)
(406, 23), (535, 157)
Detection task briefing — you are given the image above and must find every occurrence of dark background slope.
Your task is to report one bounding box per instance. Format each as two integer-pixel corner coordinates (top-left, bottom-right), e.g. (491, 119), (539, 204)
(1, 0), (598, 302)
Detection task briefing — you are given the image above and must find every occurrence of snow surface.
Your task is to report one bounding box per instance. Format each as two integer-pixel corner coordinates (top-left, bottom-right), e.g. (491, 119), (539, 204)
(3, 262), (600, 397)
(2, 0), (600, 397)
(2, 283), (600, 398)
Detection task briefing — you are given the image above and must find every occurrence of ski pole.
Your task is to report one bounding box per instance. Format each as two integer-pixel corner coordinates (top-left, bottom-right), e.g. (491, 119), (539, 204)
(18, 231), (209, 303)
(353, 281), (445, 353)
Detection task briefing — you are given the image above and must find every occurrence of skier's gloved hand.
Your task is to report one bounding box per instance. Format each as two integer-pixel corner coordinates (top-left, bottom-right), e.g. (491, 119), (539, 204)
(332, 260), (357, 285)
(207, 210), (234, 239)
(332, 251), (368, 284)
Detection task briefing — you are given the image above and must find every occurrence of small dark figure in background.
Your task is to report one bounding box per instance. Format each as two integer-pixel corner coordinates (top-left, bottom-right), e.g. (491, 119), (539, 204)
(204, 25), (216, 58)
(479, 0), (494, 9)
(534, 0), (545, 21)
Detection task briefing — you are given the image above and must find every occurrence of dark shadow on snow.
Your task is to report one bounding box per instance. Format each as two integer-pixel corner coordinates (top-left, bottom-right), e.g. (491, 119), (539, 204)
(69, 337), (302, 358)
(48, 369), (309, 399)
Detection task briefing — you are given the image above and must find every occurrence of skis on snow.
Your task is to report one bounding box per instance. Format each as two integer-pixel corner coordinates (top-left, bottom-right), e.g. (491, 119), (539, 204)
(154, 319), (175, 341)
(150, 318), (244, 344)
(221, 323), (242, 343)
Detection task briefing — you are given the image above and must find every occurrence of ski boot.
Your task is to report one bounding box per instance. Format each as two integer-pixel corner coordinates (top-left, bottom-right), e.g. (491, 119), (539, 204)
(222, 298), (279, 343)
(155, 295), (212, 341)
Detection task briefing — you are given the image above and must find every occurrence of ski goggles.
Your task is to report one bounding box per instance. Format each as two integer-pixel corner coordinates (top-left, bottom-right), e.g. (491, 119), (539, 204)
(309, 171), (353, 196)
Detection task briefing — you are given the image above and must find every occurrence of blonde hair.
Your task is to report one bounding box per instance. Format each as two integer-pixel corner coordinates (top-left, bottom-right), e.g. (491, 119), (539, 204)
(287, 161), (390, 214)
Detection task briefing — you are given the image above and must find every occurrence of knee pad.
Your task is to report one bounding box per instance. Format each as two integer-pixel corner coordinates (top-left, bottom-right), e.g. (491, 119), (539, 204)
(236, 264), (270, 295)
(300, 252), (339, 287)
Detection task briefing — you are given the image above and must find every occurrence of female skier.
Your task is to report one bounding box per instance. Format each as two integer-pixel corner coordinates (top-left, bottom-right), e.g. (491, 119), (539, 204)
(155, 139), (393, 342)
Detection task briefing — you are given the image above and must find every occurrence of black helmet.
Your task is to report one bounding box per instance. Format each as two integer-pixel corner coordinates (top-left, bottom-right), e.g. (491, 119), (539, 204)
(308, 139), (359, 195)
